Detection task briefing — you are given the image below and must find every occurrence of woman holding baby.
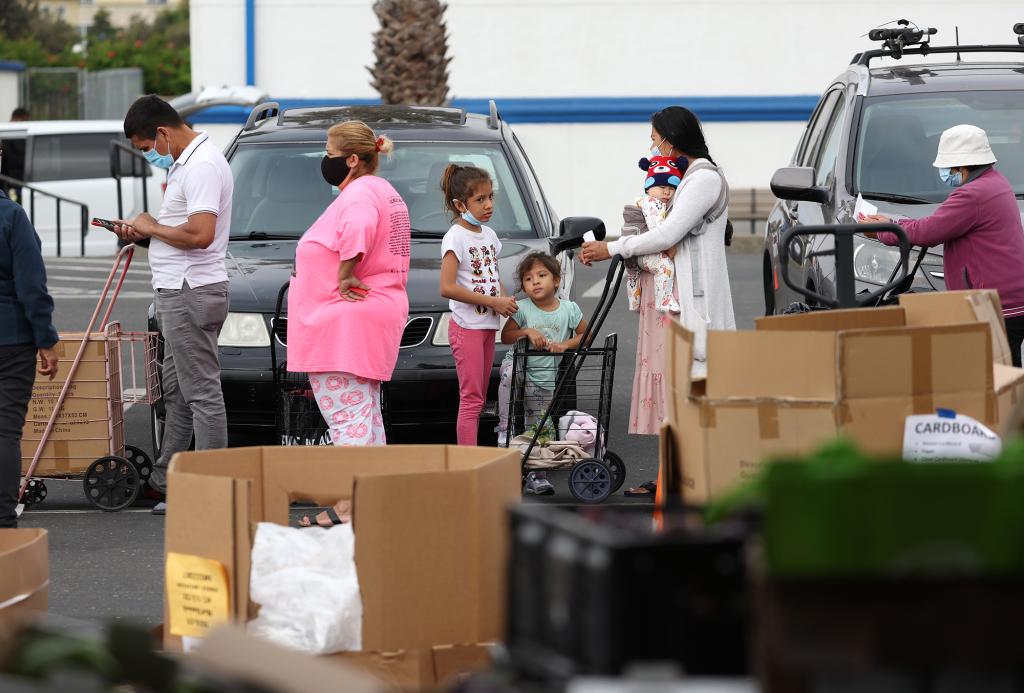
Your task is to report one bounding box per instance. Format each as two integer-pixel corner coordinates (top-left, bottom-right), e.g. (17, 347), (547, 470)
(581, 106), (736, 497)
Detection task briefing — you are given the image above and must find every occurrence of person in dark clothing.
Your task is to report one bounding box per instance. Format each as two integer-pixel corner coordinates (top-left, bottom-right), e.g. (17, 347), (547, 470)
(0, 175), (58, 527)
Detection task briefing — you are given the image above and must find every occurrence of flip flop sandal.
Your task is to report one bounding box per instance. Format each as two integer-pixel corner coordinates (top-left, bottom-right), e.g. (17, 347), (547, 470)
(623, 481), (657, 498)
(300, 505), (347, 528)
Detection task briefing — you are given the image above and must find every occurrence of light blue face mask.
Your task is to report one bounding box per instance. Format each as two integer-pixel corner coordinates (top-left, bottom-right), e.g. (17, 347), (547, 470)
(144, 132), (174, 169)
(461, 209), (484, 226)
(939, 167), (963, 188)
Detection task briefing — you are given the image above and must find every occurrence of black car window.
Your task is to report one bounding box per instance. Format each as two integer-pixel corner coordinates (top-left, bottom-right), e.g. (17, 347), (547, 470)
(510, 133), (552, 233)
(799, 90), (841, 169)
(229, 141), (536, 239)
(855, 90), (1024, 202)
(30, 132), (134, 182)
(814, 95), (846, 187)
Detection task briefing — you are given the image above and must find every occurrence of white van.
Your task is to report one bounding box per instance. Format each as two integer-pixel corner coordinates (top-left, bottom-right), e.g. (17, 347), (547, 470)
(0, 120), (164, 257)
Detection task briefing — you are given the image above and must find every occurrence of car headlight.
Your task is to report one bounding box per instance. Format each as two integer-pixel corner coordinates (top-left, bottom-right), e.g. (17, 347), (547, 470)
(853, 238), (902, 285)
(431, 312), (506, 347)
(218, 312), (271, 347)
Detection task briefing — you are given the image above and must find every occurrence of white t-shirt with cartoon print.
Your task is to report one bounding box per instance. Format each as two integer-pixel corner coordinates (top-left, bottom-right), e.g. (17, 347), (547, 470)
(441, 223), (503, 330)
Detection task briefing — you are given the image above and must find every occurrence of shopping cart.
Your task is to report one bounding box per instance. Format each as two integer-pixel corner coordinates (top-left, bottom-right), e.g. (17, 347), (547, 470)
(269, 278), (391, 446)
(500, 217), (626, 503)
(19, 244), (162, 513)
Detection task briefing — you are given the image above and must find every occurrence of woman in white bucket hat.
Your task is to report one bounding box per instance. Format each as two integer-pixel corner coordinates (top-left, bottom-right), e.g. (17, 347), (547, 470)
(859, 124), (1024, 366)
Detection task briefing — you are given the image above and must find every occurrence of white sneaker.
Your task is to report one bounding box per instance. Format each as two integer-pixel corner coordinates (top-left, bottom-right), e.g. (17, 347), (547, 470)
(523, 472), (555, 496)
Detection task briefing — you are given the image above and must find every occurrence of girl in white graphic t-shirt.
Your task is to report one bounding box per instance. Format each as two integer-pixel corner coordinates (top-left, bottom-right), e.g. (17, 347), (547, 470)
(439, 165), (518, 445)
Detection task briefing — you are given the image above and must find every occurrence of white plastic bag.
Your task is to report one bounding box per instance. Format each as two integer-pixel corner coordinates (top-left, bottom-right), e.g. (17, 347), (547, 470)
(247, 521), (363, 654)
(903, 410), (1002, 462)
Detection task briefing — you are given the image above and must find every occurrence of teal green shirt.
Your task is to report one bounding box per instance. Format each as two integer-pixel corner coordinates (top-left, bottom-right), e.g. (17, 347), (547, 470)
(509, 298), (584, 389)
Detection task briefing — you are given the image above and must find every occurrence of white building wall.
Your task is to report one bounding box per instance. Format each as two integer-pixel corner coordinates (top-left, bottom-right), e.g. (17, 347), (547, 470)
(0, 71), (20, 122)
(189, 0), (1023, 233)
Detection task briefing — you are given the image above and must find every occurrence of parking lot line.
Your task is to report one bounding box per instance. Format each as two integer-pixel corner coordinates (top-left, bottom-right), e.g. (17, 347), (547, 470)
(582, 279), (606, 298)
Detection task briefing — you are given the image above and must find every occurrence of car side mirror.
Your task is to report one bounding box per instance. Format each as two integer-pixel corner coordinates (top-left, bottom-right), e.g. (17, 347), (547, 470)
(770, 166), (830, 204)
(550, 216), (605, 255)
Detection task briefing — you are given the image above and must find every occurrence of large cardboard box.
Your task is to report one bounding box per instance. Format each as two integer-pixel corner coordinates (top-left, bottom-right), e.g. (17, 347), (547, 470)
(664, 291), (1024, 503)
(0, 529), (48, 632)
(21, 332), (121, 475)
(164, 445), (519, 688)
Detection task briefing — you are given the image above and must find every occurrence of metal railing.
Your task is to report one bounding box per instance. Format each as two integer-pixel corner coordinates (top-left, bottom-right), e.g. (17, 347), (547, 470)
(0, 174), (89, 257)
(109, 140), (152, 219)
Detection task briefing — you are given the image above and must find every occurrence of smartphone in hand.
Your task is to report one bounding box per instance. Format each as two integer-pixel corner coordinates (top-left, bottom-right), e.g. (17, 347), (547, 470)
(91, 218), (118, 232)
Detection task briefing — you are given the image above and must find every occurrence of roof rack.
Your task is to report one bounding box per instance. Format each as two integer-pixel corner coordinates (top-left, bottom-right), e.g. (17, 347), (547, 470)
(487, 99), (500, 130)
(854, 43), (1024, 67)
(243, 101), (280, 131)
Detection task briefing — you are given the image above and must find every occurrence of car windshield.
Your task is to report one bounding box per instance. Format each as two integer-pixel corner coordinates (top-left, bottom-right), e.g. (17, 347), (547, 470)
(855, 90), (1024, 203)
(228, 141), (536, 239)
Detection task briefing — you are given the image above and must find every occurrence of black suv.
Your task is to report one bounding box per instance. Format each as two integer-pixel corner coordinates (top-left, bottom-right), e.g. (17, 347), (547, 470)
(151, 103), (576, 445)
(763, 23), (1024, 314)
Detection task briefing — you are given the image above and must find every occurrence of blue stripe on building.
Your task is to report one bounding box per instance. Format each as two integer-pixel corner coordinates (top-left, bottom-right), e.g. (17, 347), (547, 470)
(190, 95), (820, 125)
(0, 61), (25, 72)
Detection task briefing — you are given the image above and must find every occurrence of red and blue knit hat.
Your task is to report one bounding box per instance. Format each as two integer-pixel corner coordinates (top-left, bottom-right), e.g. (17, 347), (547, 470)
(639, 155), (686, 190)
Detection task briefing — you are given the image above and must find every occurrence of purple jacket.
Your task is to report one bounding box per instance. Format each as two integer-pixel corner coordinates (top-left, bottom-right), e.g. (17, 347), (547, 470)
(877, 167), (1024, 317)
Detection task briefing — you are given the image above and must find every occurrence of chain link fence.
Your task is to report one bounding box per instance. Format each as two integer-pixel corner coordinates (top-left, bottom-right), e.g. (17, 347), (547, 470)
(21, 67), (143, 120)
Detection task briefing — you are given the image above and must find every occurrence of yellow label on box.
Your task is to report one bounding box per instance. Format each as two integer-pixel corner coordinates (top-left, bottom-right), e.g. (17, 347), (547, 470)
(166, 552), (230, 638)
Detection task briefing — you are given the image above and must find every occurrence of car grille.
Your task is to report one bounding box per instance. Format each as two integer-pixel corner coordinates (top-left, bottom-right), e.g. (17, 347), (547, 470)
(272, 315), (433, 349)
(400, 316), (433, 348)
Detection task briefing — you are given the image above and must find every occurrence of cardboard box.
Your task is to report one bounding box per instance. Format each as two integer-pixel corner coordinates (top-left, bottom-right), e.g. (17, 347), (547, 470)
(665, 291), (1024, 503)
(0, 529), (48, 632)
(164, 445), (519, 687)
(21, 331), (121, 475)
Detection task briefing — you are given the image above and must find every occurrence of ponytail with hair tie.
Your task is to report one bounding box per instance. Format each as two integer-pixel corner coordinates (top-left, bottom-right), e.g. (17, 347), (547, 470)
(375, 137), (383, 152)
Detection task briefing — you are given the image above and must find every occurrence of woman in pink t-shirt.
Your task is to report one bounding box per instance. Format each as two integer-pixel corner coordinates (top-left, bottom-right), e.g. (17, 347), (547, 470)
(287, 120), (410, 470)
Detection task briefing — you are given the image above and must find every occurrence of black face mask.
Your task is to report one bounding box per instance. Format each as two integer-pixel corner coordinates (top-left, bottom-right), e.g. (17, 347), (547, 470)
(321, 154), (352, 186)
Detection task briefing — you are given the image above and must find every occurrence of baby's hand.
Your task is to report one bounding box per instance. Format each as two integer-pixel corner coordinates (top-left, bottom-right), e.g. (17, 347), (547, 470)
(523, 329), (549, 349)
(665, 246), (677, 260)
(490, 295), (519, 317)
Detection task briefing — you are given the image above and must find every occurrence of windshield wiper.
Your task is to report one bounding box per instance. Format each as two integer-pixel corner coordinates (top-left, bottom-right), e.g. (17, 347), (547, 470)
(410, 229), (447, 238)
(859, 191), (932, 205)
(230, 231), (298, 241)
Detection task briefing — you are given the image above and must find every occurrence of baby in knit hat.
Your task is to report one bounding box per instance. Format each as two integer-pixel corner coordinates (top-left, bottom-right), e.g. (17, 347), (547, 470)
(624, 155), (683, 313)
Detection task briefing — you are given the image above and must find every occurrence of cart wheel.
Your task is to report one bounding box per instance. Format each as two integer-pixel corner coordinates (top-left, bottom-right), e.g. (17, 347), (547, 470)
(568, 459), (613, 504)
(604, 450), (626, 494)
(123, 444), (154, 486)
(20, 479), (48, 507)
(83, 456), (140, 512)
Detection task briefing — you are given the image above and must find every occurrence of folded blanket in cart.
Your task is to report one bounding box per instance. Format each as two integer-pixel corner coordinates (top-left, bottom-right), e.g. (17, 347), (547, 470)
(510, 435), (589, 470)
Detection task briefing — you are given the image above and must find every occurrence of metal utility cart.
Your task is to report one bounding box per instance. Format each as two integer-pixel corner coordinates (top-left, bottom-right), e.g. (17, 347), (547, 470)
(19, 245), (161, 512)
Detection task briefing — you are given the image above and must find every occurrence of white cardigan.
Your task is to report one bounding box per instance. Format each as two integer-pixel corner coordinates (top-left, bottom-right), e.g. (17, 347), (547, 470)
(607, 159), (736, 377)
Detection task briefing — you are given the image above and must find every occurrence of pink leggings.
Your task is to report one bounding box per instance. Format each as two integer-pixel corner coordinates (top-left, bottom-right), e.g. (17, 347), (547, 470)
(449, 320), (495, 445)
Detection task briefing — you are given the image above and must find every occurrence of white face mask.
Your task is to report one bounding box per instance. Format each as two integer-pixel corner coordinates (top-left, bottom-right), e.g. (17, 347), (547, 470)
(651, 136), (667, 157)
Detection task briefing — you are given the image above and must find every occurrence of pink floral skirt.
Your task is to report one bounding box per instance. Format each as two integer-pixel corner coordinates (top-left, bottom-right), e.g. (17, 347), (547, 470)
(629, 272), (677, 435)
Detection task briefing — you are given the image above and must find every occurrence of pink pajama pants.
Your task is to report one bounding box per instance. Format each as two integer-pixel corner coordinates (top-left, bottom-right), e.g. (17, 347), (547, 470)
(449, 321), (495, 446)
(308, 372), (386, 446)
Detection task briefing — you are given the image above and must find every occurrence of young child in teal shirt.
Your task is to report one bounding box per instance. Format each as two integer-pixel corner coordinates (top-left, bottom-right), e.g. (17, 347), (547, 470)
(498, 251), (587, 495)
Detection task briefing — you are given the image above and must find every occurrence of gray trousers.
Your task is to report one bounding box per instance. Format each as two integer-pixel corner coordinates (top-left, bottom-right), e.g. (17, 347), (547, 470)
(0, 345), (36, 527)
(152, 281), (229, 491)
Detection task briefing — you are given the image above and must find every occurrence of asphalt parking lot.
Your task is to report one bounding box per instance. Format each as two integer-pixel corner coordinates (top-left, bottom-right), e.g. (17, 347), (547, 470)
(23, 244), (763, 626)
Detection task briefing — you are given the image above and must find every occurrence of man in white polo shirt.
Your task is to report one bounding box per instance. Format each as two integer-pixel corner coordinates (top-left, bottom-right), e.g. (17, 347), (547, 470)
(114, 95), (233, 515)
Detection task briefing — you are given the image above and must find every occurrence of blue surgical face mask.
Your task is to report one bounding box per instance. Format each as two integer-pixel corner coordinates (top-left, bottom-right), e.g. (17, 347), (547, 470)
(144, 131), (174, 169)
(939, 167), (963, 188)
(461, 209), (483, 226)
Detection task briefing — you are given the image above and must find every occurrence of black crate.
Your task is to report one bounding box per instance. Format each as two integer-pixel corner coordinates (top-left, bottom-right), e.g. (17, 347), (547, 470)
(506, 504), (752, 681)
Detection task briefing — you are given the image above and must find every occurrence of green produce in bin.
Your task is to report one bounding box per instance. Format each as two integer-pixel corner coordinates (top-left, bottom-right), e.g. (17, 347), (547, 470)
(761, 439), (1024, 578)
